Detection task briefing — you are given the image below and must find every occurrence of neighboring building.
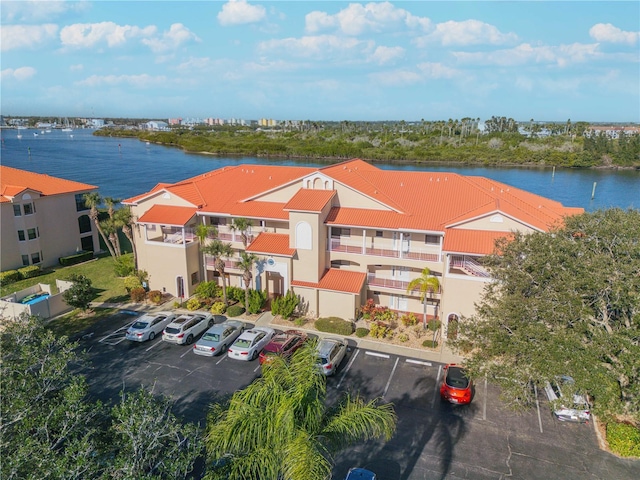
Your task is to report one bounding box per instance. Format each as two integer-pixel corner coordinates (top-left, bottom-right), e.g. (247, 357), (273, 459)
(1, 166), (100, 271)
(122, 159), (583, 337)
(584, 125), (640, 139)
(145, 120), (169, 130)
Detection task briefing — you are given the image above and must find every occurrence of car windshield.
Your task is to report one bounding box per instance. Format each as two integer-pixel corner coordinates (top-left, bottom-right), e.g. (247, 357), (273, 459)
(234, 339), (252, 348)
(202, 333), (220, 342)
(165, 327), (181, 334)
(131, 321), (149, 329)
(446, 367), (470, 389)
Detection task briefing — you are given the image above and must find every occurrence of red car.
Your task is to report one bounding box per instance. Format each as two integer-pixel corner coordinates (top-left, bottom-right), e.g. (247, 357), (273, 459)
(440, 364), (473, 405)
(258, 330), (307, 365)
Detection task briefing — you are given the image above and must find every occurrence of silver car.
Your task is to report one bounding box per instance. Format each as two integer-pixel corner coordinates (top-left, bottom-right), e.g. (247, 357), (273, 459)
(315, 337), (348, 376)
(125, 311), (175, 342)
(544, 375), (591, 422)
(193, 319), (245, 357)
(162, 313), (214, 345)
(227, 326), (275, 361)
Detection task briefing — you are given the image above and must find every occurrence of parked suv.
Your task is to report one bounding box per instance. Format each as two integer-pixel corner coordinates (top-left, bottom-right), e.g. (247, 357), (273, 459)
(544, 375), (590, 422)
(315, 337), (348, 376)
(162, 313), (214, 345)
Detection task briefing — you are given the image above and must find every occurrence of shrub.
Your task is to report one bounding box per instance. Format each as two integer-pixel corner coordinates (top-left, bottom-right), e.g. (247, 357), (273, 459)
(355, 327), (370, 338)
(123, 276), (142, 293)
(246, 289), (267, 314)
(427, 319), (442, 332)
(129, 287), (146, 303)
(398, 333), (409, 343)
(186, 298), (202, 311)
(226, 286), (245, 303)
(1, 270), (21, 285)
(447, 318), (459, 339)
(271, 290), (299, 320)
(59, 250), (93, 267)
(210, 302), (227, 314)
(369, 321), (393, 339)
(147, 290), (163, 304)
(360, 298), (376, 319)
(607, 422), (640, 457)
(173, 301), (182, 309)
(226, 305), (245, 317)
(62, 274), (94, 311)
(113, 255), (135, 277)
(195, 281), (221, 300)
(400, 313), (419, 327)
(293, 317), (307, 327)
(315, 317), (354, 336)
(422, 340), (439, 348)
(18, 265), (41, 279)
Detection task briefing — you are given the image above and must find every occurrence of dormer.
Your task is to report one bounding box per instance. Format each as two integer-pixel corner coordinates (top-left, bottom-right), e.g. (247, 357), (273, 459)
(302, 173), (334, 191)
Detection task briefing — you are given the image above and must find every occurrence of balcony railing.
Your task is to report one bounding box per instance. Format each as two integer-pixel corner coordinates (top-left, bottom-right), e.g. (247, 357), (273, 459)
(367, 274), (409, 291)
(449, 255), (490, 278)
(147, 226), (196, 245)
(205, 256), (239, 270)
(330, 238), (440, 262)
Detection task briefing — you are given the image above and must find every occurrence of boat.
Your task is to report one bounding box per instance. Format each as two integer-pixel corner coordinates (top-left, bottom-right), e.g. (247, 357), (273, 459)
(17, 134), (22, 139)
(61, 127), (73, 132)
(33, 132), (38, 137)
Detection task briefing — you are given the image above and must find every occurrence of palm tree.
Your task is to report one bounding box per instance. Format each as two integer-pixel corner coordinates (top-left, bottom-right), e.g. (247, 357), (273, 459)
(103, 197), (121, 254)
(195, 223), (218, 282)
(229, 217), (252, 247)
(406, 267), (441, 330)
(205, 342), (396, 480)
(100, 218), (120, 258)
(203, 239), (233, 305)
(236, 251), (257, 310)
(114, 206), (138, 271)
(83, 192), (116, 258)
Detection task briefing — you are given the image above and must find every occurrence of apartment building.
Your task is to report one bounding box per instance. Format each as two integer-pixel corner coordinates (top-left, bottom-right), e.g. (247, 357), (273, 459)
(123, 159), (583, 336)
(1, 166), (100, 270)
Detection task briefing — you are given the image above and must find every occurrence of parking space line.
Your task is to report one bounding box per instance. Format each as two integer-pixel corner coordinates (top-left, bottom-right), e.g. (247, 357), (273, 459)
(336, 349), (359, 389)
(98, 321), (135, 345)
(253, 364), (261, 373)
(365, 351), (389, 359)
(482, 377), (487, 421)
(180, 347), (192, 358)
(382, 357), (399, 399)
(432, 364), (442, 408)
(406, 359), (432, 366)
(145, 340), (163, 352)
(216, 354), (227, 365)
(534, 383), (544, 433)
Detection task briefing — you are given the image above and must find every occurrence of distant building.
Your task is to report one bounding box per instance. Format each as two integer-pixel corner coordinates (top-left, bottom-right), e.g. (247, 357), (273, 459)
(1, 166), (99, 270)
(585, 126), (640, 139)
(145, 121), (169, 131)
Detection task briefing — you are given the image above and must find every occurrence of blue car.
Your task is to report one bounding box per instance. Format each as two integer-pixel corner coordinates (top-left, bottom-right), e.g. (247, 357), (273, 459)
(345, 467), (376, 479)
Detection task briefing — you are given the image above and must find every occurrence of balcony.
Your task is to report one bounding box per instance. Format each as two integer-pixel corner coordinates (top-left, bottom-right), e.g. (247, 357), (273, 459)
(449, 255), (490, 278)
(330, 238), (440, 262)
(205, 256), (240, 271)
(210, 225), (255, 244)
(146, 226), (196, 246)
(367, 273), (443, 296)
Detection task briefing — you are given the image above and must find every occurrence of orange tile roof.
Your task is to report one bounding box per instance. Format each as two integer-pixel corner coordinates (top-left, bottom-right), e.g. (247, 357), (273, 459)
(137, 204), (196, 226)
(245, 232), (296, 257)
(1, 166), (97, 203)
(443, 229), (514, 255)
(291, 268), (366, 294)
(284, 188), (336, 212)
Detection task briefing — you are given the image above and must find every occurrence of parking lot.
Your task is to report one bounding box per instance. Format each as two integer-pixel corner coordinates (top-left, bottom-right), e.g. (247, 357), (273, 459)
(79, 310), (639, 480)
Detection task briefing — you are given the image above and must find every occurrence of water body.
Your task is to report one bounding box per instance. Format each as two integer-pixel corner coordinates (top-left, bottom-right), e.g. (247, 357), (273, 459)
(2, 128), (638, 211)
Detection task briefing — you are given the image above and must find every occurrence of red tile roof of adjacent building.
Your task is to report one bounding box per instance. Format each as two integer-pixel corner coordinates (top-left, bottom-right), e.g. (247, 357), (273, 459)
(245, 232), (296, 257)
(0, 166), (97, 203)
(137, 205), (196, 226)
(291, 268), (366, 294)
(284, 188), (336, 212)
(443, 229), (514, 255)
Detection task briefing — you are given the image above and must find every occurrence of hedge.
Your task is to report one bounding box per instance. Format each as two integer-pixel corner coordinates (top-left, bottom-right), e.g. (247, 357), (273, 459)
(0, 270), (21, 285)
(226, 305), (245, 317)
(607, 422), (640, 457)
(59, 250), (93, 267)
(315, 317), (354, 336)
(18, 265), (41, 279)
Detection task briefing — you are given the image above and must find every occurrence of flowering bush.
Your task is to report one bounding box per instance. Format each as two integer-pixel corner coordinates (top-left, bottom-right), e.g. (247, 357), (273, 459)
(400, 313), (419, 327)
(186, 298), (202, 311)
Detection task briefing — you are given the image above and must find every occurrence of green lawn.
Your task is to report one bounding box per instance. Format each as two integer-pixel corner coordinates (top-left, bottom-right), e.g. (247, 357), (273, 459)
(1, 254), (128, 304)
(46, 307), (118, 337)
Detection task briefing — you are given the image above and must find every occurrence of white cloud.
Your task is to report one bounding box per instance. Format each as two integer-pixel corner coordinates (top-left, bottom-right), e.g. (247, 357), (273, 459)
(369, 45), (404, 64)
(141, 23), (200, 53)
(415, 19), (518, 47)
(416, 62), (459, 79)
(1, 0), (87, 23)
(306, 1), (430, 35)
(258, 34), (370, 59)
(369, 69), (423, 86)
(218, 0), (266, 26)
(76, 74), (167, 88)
(60, 22), (156, 49)
(452, 42), (600, 67)
(1, 66), (37, 81)
(1, 24), (58, 51)
(589, 23), (640, 44)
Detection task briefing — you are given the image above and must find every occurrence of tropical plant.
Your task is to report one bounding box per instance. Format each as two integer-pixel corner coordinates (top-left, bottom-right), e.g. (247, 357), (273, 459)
(114, 206), (138, 271)
(62, 273), (94, 311)
(83, 192), (116, 257)
(204, 342), (396, 480)
(236, 251), (257, 310)
(229, 217), (252, 247)
(246, 289), (267, 314)
(103, 196), (121, 253)
(406, 267), (441, 330)
(271, 289), (299, 319)
(202, 239), (234, 305)
(195, 223), (218, 281)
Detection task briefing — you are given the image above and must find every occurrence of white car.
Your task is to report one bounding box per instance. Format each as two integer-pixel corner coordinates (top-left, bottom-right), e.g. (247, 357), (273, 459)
(227, 326), (275, 361)
(315, 337), (348, 376)
(544, 375), (591, 422)
(162, 313), (214, 345)
(125, 312), (176, 342)
(193, 319), (245, 357)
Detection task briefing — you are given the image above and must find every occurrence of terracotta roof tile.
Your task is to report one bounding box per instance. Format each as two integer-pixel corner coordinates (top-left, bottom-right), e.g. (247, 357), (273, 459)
(137, 205), (196, 226)
(443, 229), (514, 255)
(1, 166), (97, 202)
(284, 188), (336, 212)
(292, 268), (366, 294)
(245, 232), (296, 257)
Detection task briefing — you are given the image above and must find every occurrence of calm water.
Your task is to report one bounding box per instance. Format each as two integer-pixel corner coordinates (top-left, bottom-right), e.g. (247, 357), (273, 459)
(2, 128), (638, 211)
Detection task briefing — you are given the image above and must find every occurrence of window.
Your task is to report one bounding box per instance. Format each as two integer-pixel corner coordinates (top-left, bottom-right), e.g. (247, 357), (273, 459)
(75, 193), (89, 211)
(425, 234), (440, 245)
(13, 204), (21, 216)
(22, 255), (30, 266)
(78, 215), (92, 234)
(332, 228), (350, 237)
(191, 271), (199, 285)
(81, 236), (94, 252)
(18, 230), (26, 241)
(376, 230), (383, 237)
(27, 228), (37, 240)
(23, 203), (34, 215)
(31, 252), (41, 264)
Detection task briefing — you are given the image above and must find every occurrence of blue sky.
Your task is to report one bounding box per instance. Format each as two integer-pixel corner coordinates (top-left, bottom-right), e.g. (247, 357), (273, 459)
(1, 1), (639, 122)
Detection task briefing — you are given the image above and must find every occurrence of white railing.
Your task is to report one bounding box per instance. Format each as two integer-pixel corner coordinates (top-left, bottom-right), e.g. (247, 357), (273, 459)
(450, 255), (490, 278)
(330, 238), (441, 262)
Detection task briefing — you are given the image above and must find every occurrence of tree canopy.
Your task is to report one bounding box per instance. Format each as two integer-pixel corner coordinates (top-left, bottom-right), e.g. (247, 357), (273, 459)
(451, 208), (640, 421)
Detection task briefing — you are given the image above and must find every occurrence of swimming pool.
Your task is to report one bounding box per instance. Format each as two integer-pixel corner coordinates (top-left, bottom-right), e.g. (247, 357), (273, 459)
(20, 292), (50, 305)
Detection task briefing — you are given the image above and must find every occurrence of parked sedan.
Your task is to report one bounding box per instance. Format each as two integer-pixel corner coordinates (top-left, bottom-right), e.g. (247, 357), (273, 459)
(162, 313), (214, 345)
(193, 320), (245, 357)
(227, 327), (275, 361)
(258, 329), (308, 364)
(440, 364), (473, 405)
(345, 468), (377, 480)
(315, 337), (348, 376)
(125, 311), (175, 342)
(544, 375), (590, 422)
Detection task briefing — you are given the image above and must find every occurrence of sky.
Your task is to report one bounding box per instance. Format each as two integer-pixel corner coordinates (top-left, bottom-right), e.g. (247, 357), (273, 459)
(1, 1), (639, 122)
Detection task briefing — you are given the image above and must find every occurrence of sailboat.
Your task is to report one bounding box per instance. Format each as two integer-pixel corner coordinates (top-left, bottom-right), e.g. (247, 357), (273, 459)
(61, 117), (73, 132)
